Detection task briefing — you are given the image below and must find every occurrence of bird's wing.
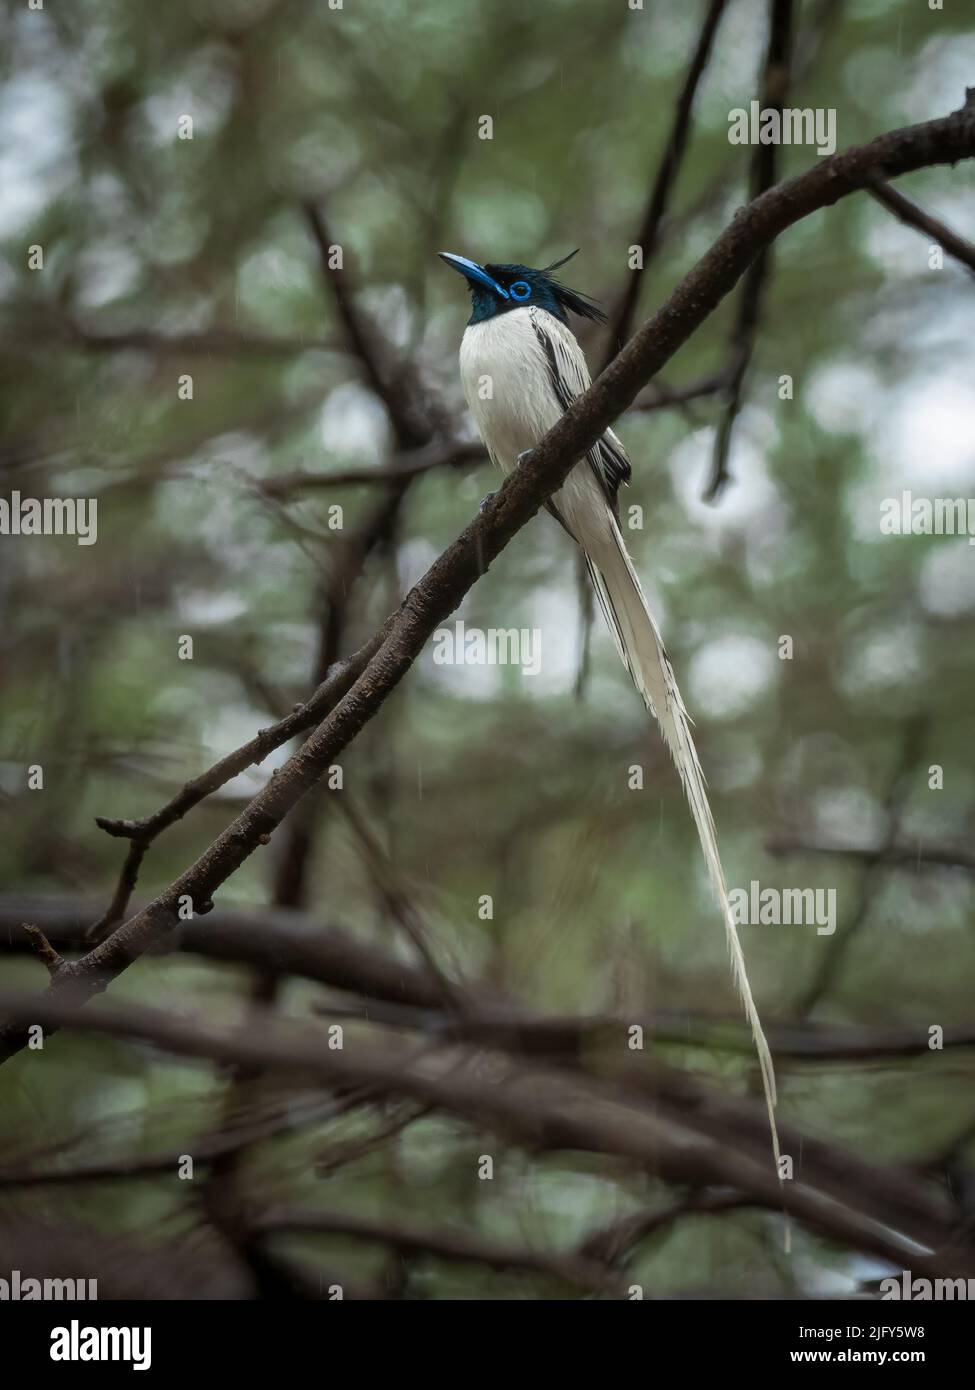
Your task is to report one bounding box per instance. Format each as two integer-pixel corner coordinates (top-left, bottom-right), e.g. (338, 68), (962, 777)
(528, 308), (631, 512)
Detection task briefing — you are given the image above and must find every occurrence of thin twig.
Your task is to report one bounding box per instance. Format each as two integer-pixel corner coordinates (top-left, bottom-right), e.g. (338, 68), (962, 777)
(602, 0), (731, 365)
(257, 440), (485, 497)
(85, 841), (148, 944)
(23, 923), (65, 979)
(869, 179), (975, 276)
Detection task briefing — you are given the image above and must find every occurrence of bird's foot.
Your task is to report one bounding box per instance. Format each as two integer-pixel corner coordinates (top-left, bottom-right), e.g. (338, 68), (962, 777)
(516, 449), (534, 467)
(479, 490), (497, 513)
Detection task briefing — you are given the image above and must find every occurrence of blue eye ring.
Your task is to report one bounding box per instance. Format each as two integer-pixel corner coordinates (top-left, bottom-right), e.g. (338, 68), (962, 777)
(509, 280), (532, 300)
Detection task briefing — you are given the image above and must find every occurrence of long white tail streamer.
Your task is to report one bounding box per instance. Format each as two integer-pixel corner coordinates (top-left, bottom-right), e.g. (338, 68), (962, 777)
(584, 513), (780, 1168)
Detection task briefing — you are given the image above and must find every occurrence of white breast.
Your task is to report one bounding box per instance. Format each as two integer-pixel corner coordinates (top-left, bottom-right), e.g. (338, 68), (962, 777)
(458, 308), (564, 474)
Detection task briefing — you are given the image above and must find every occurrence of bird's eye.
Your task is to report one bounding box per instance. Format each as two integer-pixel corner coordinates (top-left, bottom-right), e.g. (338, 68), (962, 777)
(509, 280), (531, 300)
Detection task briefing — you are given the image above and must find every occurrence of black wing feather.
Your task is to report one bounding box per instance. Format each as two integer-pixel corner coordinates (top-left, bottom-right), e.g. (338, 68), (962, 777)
(529, 315), (632, 514)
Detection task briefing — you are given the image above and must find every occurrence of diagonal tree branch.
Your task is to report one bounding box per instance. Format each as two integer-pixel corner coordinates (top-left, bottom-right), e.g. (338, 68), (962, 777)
(3, 94), (973, 1063)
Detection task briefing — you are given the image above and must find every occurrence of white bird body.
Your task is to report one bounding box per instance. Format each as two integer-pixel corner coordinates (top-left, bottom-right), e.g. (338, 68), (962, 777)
(457, 302), (780, 1164)
(460, 307), (620, 549)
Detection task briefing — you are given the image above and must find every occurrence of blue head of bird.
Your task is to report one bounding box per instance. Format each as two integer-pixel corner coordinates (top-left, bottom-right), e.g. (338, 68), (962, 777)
(438, 250), (606, 328)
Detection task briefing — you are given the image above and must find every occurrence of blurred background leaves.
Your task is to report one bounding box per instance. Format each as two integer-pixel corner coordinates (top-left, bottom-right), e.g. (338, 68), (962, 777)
(0, 0), (973, 1298)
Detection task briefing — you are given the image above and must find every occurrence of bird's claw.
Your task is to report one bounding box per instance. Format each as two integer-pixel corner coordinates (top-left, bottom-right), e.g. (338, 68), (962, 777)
(517, 449), (534, 467)
(479, 490), (497, 513)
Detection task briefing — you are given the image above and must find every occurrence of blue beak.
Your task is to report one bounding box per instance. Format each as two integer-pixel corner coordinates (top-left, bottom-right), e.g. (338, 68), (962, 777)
(438, 252), (509, 299)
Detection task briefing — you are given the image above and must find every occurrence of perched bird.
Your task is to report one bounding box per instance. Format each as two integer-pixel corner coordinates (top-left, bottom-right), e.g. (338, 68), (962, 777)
(440, 249), (778, 1162)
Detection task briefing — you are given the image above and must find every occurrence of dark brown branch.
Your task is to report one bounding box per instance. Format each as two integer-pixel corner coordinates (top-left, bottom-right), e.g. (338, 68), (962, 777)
(23, 924), (65, 979)
(3, 94), (973, 1061)
(602, 0), (730, 364)
(869, 179), (975, 275)
(85, 840), (148, 943)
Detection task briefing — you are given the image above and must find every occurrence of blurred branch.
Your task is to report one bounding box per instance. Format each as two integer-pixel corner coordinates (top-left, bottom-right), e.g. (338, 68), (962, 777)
(0, 1093), (342, 1190)
(0, 901), (445, 1008)
(767, 834), (975, 875)
(793, 716), (927, 1018)
(88, 187), (474, 931)
(254, 203), (472, 964)
(1, 987), (972, 1278)
(868, 179), (975, 276)
(602, 0), (730, 366)
(627, 369), (732, 415)
(6, 896), (974, 1059)
(25, 323), (339, 358)
(315, 1101), (431, 1178)
(580, 1190), (754, 1264)
(3, 93), (973, 1062)
(258, 439), (485, 498)
(334, 794), (466, 1011)
(252, 1205), (625, 1296)
(616, 0), (844, 324)
(0, 388), (327, 491)
(793, 0), (845, 74)
(704, 0), (796, 503)
(303, 202), (442, 448)
(83, 626), (389, 941)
